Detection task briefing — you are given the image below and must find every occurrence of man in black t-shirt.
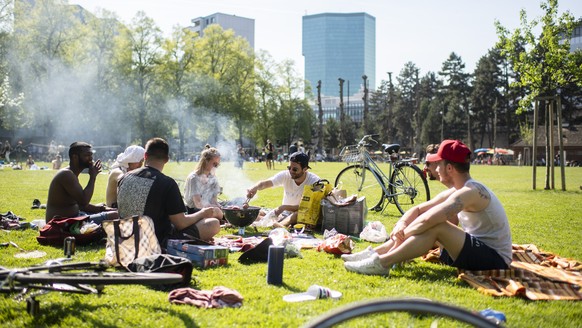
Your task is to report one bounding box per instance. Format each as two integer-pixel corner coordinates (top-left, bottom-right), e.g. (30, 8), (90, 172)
(117, 138), (221, 247)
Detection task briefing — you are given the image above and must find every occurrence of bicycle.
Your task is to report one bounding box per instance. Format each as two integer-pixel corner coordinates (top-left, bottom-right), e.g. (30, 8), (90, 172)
(0, 258), (183, 316)
(335, 134), (430, 214)
(303, 298), (503, 327)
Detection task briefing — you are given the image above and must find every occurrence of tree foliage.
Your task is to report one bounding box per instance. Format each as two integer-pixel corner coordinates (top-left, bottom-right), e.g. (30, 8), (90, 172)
(496, 0), (580, 113)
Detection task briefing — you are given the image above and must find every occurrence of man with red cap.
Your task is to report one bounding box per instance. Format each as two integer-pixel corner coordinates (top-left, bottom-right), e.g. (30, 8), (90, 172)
(343, 140), (512, 276)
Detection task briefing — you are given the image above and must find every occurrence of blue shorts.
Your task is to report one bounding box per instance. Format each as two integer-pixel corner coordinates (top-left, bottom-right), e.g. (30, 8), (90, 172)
(440, 233), (509, 270)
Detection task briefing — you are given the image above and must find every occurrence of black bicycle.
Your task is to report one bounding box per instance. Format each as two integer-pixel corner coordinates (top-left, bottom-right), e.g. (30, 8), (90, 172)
(303, 298), (503, 327)
(0, 258), (183, 316)
(336, 134), (430, 213)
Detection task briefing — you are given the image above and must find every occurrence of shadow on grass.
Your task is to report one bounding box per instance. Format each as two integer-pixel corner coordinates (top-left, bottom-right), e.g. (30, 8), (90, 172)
(24, 296), (200, 327)
(390, 261), (459, 285)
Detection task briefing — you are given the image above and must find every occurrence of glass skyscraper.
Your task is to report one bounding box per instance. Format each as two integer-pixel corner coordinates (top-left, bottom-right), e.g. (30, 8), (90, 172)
(302, 13), (376, 98)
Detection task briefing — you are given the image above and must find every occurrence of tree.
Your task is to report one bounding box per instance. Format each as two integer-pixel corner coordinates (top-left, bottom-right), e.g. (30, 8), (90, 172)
(192, 25), (256, 146)
(272, 59), (312, 149)
(496, 0), (580, 113)
(439, 52), (473, 146)
(9, 0), (88, 139)
(254, 50), (278, 147)
(471, 49), (504, 147)
(160, 26), (198, 158)
(117, 11), (165, 145)
(418, 72), (445, 147)
(324, 117), (340, 156)
(391, 62), (420, 147)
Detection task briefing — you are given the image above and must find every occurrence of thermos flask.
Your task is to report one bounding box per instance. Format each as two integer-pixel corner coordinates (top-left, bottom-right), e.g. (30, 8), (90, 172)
(267, 245), (284, 285)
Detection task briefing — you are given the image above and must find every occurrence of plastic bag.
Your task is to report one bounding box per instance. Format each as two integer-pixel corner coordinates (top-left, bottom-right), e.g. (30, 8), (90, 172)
(252, 209), (278, 228)
(317, 234), (354, 255)
(359, 221), (388, 243)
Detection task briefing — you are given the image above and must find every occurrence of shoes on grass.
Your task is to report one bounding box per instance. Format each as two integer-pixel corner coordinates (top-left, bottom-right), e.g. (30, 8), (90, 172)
(341, 246), (375, 262)
(31, 199), (41, 209)
(344, 253), (390, 276)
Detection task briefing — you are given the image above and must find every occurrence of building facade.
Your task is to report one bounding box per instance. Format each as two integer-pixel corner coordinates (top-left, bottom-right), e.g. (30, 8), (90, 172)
(570, 20), (582, 52)
(189, 12), (255, 48)
(302, 12), (375, 98)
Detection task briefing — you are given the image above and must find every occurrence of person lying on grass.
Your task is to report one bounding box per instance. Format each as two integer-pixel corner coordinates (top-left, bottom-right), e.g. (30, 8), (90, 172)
(343, 139), (512, 276)
(46, 142), (118, 223)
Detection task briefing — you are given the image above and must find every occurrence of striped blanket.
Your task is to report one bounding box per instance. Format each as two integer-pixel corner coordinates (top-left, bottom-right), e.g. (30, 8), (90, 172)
(458, 244), (582, 300)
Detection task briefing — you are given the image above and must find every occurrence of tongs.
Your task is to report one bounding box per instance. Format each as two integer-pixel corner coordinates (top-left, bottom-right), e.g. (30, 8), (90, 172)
(242, 196), (252, 209)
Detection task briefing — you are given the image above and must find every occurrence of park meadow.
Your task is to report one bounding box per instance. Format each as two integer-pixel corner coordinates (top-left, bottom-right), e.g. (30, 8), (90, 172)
(0, 161), (581, 327)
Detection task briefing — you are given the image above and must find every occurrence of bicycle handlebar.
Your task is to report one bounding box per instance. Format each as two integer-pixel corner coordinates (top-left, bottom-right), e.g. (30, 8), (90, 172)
(358, 134), (380, 146)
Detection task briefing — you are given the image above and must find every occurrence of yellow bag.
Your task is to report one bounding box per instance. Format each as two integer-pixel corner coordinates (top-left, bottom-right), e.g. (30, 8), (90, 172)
(297, 180), (332, 226)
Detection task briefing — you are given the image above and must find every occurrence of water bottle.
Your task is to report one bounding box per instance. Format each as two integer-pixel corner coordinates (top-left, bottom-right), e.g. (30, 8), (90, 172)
(267, 245), (284, 285)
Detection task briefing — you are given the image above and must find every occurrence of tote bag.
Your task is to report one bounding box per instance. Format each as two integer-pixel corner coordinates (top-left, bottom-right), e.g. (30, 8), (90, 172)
(37, 215), (105, 246)
(103, 215), (161, 267)
(297, 179), (332, 226)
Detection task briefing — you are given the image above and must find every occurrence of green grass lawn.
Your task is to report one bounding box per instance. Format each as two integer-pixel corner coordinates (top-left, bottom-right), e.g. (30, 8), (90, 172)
(1, 161), (581, 327)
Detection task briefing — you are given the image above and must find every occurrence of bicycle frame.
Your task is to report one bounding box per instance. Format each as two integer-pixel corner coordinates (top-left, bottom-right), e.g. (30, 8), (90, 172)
(349, 136), (403, 204)
(338, 134), (430, 214)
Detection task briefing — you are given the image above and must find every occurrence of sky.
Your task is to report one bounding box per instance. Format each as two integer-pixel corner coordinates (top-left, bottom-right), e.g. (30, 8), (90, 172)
(70, 0), (582, 87)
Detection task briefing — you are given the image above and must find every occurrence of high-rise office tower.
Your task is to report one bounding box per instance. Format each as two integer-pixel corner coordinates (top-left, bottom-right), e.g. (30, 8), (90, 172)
(189, 13), (255, 49)
(302, 12), (375, 97)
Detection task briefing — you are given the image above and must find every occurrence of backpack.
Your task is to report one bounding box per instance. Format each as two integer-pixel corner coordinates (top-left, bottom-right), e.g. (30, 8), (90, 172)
(36, 215), (105, 246)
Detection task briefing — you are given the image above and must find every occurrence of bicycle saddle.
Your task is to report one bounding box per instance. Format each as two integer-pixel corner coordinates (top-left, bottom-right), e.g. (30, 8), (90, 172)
(382, 144), (400, 155)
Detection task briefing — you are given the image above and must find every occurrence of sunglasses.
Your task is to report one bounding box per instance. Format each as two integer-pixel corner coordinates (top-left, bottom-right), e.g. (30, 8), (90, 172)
(287, 166), (301, 173)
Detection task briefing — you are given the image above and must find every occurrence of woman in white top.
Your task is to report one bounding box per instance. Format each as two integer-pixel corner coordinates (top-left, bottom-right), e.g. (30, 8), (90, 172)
(105, 145), (145, 207)
(183, 147), (224, 220)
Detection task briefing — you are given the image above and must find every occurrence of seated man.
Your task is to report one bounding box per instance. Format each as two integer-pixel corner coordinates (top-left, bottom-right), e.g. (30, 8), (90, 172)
(116, 138), (221, 248)
(52, 154), (62, 170)
(246, 152), (320, 227)
(46, 142), (117, 222)
(343, 140), (512, 275)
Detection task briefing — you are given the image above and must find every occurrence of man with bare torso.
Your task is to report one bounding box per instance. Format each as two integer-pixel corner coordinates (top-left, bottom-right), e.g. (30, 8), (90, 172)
(46, 142), (117, 222)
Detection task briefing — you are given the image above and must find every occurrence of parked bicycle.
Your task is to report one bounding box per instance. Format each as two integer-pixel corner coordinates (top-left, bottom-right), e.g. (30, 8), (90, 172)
(335, 134), (430, 214)
(0, 258), (182, 316)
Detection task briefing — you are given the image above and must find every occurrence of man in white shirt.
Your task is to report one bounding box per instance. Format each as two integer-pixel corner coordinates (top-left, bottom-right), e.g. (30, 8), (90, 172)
(246, 152), (320, 227)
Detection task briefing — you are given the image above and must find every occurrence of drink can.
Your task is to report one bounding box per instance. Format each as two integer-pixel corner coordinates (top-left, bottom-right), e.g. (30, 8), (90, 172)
(64, 236), (76, 257)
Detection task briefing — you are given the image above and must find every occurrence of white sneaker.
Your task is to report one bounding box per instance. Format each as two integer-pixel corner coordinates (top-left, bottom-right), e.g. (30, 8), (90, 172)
(341, 246), (375, 262)
(344, 253), (390, 276)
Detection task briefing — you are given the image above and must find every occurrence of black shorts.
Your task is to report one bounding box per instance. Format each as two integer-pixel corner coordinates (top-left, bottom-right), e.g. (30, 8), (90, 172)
(267, 153), (274, 160)
(186, 207), (200, 215)
(169, 223), (201, 240)
(440, 233), (509, 270)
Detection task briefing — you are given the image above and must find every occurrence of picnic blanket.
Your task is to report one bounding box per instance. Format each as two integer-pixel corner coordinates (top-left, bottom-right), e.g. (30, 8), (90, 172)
(458, 244), (582, 300)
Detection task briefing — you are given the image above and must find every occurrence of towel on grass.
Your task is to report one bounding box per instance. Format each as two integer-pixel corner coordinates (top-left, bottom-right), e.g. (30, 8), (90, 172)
(458, 244), (582, 300)
(168, 286), (243, 308)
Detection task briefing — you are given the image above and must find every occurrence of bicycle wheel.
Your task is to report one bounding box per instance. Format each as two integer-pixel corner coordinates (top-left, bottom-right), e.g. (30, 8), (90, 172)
(303, 298), (500, 328)
(389, 162), (430, 214)
(14, 271), (183, 285)
(335, 165), (384, 211)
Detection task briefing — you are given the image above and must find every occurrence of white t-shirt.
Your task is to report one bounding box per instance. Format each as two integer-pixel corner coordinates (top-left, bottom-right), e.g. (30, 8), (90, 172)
(270, 171), (320, 206)
(457, 179), (513, 265)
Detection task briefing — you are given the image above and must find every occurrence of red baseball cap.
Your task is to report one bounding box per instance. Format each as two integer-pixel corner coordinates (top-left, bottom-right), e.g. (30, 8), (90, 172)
(425, 153), (440, 163)
(431, 140), (471, 163)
